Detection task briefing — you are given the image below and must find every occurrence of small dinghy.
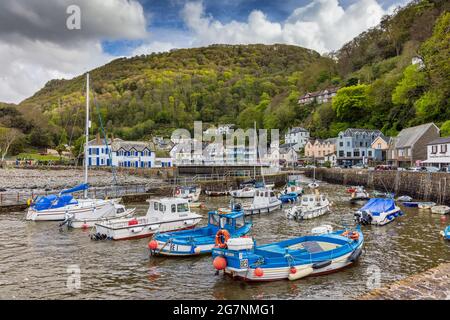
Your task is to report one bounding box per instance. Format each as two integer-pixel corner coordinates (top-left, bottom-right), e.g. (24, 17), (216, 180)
(64, 202), (135, 229)
(229, 186), (256, 198)
(441, 226), (450, 240)
(354, 198), (403, 226)
(211, 227), (363, 281)
(418, 202), (436, 210)
(279, 192), (299, 204)
(149, 206), (252, 256)
(242, 188), (282, 215)
(397, 195), (413, 202)
(175, 186), (201, 203)
(349, 186), (370, 204)
(401, 201), (422, 208)
(205, 190), (228, 197)
(431, 205), (450, 215)
(285, 190), (330, 220)
(92, 198), (202, 240)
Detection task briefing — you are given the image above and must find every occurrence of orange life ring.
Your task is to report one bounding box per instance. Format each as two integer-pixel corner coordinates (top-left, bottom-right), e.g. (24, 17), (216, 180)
(215, 229), (231, 249)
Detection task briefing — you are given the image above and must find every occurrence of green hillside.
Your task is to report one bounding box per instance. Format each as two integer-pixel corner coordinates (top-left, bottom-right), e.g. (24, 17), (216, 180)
(1, 0), (449, 158)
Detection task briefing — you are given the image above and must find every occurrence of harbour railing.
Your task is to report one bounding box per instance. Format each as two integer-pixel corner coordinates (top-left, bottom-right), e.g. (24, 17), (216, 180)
(165, 170), (253, 185)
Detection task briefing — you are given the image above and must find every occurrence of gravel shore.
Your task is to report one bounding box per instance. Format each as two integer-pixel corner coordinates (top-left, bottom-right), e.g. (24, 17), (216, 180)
(0, 168), (164, 191)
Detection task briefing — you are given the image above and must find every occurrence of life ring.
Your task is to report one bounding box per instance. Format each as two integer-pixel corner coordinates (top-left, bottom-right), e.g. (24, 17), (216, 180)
(341, 230), (359, 241)
(175, 189), (181, 195)
(215, 229), (231, 248)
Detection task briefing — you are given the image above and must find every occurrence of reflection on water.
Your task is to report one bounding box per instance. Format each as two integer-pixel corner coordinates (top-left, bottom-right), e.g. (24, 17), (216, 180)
(0, 177), (449, 299)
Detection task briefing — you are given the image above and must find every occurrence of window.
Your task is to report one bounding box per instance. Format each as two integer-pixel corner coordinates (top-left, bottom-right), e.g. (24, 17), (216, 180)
(171, 204), (176, 213)
(339, 151), (344, 157)
(377, 143), (381, 149)
(431, 146), (437, 154)
(368, 151), (372, 157)
(347, 142), (350, 147)
(177, 203), (189, 212)
(339, 142), (343, 147)
(153, 202), (158, 211)
(235, 216), (245, 228)
(354, 151), (360, 157)
(347, 152), (351, 157)
(159, 203), (165, 212)
(360, 142), (363, 147)
(209, 214), (220, 226)
(441, 144), (448, 153)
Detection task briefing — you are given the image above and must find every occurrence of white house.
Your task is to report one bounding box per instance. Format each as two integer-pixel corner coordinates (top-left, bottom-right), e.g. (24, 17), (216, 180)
(279, 147), (298, 166)
(285, 127), (310, 151)
(87, 136), (171, 168)
(423, 137), (450, 168)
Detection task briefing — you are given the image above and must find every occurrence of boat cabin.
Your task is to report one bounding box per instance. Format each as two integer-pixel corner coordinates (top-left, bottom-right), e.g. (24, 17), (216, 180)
(253, 189), (278, 204)
(207, 210), (249, 232)
(301, 194), (327, 206)
(147, 198), (191, 217)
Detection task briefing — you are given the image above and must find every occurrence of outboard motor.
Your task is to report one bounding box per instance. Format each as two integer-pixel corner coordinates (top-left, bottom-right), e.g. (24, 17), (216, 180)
(355, 211), (372, 225)
(234, 203), (242, 211)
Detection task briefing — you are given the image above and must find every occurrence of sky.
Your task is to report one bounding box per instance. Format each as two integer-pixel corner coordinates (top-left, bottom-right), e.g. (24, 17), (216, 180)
(0, 0), (411, 104)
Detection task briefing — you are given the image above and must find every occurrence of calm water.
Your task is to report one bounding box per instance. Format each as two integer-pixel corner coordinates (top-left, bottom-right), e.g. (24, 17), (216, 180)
(1, 178), (449, 300)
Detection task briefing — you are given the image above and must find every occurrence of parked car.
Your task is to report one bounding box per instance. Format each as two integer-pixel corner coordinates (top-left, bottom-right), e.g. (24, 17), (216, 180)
(375, 165), (397, 171)
(408, 166), (427, 172)
(425, 166), (440, 173)
(439, 166), (450, 173)
(353, 163), (367, 169)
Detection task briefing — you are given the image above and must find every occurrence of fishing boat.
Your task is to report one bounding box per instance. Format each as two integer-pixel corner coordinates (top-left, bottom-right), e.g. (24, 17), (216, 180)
(279, 192), (299, 204)
(26, 73), (116, 221)
(64, 202), (135, 229)
(175, 186), (201, 203)
(26, 184), (119, 221)
(397, 195), (413, 202)
(285, 190), (330, 220)
(148, 207), (252, 256)
(349, 186), (370, 204)
(283, 180), (304, 195)
(441, 226), (450, 240)
(242, 188), (282, 215)
(211, 227), (363, 281)
(229, 185), (256, 198)
(354, 198), (403, 226)
(431, 205), (450, 215)
(92, 198), (202, 240)
(417, 202), (436, 210)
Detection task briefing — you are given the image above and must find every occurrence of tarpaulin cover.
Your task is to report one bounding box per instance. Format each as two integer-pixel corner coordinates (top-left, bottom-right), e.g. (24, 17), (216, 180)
(60, 183), (89, 195)
(33, 194), (77, 211)
(360, 198), (395, 213)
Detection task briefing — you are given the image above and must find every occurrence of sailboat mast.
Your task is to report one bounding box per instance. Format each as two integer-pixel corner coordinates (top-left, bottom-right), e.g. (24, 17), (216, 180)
(253, 121), (256, 179)
(84, 73), (90, 198)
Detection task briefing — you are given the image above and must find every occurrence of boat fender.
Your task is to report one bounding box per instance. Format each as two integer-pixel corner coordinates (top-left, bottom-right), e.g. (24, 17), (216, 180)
(288, 266), (313, 281)
(348, 247), (363, 262)
(312, 260), (332, 270)
(130, 227), (144, 233)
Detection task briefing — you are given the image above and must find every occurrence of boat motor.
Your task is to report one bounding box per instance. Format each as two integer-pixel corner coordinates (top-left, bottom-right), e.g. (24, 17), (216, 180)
(355, 211), (372, 225)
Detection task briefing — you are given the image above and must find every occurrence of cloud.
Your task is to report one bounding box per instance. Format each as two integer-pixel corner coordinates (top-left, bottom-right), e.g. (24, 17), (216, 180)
(181, 0), (398, 54)
(0, 0), (147, 104)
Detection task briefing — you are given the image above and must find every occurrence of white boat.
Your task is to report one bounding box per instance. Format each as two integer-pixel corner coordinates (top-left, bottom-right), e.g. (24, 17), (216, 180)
(283, 180), (303, 195)
(64, 202), (135, 229)
(26, 73), (116, 221)
(354, 198), (403, 226)
(92, 198), (202, 240)
(418, 202), (436, 210)
(229, 186), (256, 198)
(175, 186), (201, 203)
(431, 205), (450, 215)
(26, 195), (120, 221)
(308, 182), (320, 189)
(285, 190), (330, 220)
(397, 195), (413, 202)
(242, 188), (282, 215)
(350, 186), (370, 203)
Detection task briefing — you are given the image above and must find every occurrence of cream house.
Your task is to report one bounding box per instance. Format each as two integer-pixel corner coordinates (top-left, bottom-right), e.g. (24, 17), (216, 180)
(304, 138), (337, 161)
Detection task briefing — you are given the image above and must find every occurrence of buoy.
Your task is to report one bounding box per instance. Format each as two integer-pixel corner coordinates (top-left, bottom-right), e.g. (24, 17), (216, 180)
(148, 240), (158, 250)
(290, 267), (297, 274)
(213, 256), (227, 270)
(254, 267), (264, 277)
(194, 247), (201, 254)
(81, 224), (89, 230)
(440, 216), (447, 223)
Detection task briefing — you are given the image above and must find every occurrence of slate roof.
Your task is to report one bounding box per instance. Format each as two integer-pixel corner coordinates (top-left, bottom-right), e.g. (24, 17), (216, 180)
(395, 123), (438, 149)
(287, 127), (308, 134)
(427, 137), (450, 145)
(111, 141), (152, 152)
(341, 128), (383, 137)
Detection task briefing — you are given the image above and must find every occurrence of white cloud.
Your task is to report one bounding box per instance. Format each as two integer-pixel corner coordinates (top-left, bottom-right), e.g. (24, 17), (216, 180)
(0, 0), (147, 104)
(181, 0), (401, 54)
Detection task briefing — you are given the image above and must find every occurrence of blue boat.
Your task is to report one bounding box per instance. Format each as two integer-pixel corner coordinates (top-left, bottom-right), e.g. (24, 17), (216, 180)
(279, 192), (299, 203)
(354, 198), (403, 226)
(212, 227), (363, 281)
(401, 201), (421, 208)
(442, 226), (450, 240)
(150, 207), (252, 256)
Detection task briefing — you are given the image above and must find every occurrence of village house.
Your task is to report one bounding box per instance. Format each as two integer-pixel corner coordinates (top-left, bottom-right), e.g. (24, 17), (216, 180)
(371, 135), (393, 162)
(304, 138), (337, 162)
(298, 87), (339, 105)
(423, 137), (450, 169)
(388, 123), (440, 167)
(336, 128), (382, 165)
(279, 145), (298, 166)
(285, 127), (310, 151)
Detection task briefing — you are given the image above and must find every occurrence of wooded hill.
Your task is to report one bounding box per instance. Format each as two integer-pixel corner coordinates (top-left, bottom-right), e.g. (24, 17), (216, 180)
(1, 0), (449, 157)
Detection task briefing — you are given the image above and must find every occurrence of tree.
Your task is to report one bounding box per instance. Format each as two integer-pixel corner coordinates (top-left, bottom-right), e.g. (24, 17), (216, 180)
(0, 127), (23, 161)
(55, 144), (67, 161)
(332, 85), (369, 122)
(441, 121), (450, 137)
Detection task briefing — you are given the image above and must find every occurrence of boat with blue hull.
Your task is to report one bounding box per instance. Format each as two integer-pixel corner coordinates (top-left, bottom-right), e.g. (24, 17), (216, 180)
(149, 208), (252, 256)
(279, 193), (299, 203)
(212, 228), (363, 282)
(442, 226), (450, 240)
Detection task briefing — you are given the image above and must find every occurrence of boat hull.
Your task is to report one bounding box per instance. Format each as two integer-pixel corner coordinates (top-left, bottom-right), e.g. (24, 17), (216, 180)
(243, 202), (282, 215)
(68, 208), (135, 229)
(431, 206), (450, 215)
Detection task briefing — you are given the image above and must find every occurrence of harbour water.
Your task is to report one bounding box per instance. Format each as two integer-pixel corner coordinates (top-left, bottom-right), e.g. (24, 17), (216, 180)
(1, 178), (449, 300)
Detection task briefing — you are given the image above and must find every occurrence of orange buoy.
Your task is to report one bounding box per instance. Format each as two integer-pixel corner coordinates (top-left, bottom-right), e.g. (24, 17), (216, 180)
(213, 256), (227, 270)
(148, 240), (158, 250)
(290, 267), (297, 274)
(254, 267), (264, 277)
(81, 224), (89, 230)
(440, 216), (447, 223)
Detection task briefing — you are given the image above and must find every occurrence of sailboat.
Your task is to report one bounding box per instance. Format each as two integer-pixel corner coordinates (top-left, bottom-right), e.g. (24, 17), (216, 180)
(308, 166), (319, 189)
(26, 73), (120, 222)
